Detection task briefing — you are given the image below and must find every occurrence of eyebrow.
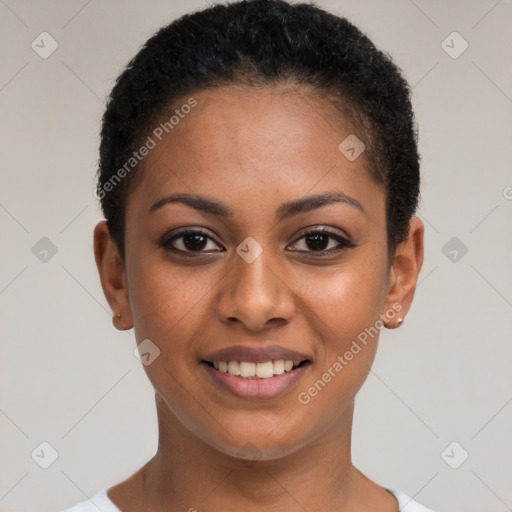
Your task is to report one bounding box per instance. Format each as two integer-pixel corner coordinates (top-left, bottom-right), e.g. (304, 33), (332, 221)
(149, 191), (366, 220)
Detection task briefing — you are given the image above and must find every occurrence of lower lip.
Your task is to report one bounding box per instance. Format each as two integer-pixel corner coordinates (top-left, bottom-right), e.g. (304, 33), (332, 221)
(202, 362), (311, 400)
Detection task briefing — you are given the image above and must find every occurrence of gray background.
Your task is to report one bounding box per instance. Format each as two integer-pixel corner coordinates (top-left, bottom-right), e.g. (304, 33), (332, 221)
(1, 0), (511, 510)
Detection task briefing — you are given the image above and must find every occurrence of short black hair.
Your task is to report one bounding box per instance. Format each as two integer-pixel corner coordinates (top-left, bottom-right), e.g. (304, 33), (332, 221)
(97, 0), (420, 261)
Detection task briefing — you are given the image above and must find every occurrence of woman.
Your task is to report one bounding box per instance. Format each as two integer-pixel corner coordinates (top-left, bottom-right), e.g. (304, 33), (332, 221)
(62, 0), (431, 510)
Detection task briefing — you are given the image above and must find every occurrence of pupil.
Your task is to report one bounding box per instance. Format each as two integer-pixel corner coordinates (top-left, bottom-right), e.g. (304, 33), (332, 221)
(307, 233), (328, 251)
(184, 234), (206, 250)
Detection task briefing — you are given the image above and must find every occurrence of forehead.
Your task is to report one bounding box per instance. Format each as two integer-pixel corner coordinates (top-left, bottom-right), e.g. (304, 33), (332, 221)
(126, 85), (384, 220)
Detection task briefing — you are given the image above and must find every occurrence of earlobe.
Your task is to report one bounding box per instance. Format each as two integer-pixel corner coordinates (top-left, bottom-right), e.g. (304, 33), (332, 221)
(93, 221), (133, 330)
(383, 217), (424, 329)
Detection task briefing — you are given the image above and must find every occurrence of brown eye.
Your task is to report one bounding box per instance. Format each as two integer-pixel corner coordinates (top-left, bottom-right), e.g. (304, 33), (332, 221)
(159, 229), (223, 255)
(180, 232), (208, 251)
(288, 228), (355, 255)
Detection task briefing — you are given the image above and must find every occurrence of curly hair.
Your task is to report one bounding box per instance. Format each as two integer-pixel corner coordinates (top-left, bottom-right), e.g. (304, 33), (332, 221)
(97, 0), (420, 261)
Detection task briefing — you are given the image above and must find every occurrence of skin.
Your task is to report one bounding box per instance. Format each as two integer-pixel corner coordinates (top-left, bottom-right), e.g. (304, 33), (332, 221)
(94, 85), (424, 511)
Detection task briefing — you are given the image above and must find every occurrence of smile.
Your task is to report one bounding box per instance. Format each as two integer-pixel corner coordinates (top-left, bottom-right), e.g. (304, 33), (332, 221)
(201, 344), (312, 399)
(205, 359), (305, 379)
(202, 359), (311, 400)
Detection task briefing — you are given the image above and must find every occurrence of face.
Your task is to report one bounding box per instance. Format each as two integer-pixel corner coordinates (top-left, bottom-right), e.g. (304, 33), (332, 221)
(95, 85), (423, 461)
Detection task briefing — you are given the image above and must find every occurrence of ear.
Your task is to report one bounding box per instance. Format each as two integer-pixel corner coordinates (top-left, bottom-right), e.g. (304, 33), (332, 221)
(93, 221), (133, 330)
(382, 216), (424, 328)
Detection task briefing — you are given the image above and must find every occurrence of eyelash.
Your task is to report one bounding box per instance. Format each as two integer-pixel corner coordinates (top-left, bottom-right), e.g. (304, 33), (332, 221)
(159, 227), (356, 257)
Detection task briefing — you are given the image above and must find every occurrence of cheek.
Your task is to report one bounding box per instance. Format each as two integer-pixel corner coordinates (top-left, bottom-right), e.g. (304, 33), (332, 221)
(301, 257), (387, 342)
(127, 255), (212, 343)
(293, 258), (387, 398)
(126, 260), (217, 424)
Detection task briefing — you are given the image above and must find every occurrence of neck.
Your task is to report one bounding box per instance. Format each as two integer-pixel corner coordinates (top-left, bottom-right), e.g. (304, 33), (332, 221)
(140, 394), (382, 512)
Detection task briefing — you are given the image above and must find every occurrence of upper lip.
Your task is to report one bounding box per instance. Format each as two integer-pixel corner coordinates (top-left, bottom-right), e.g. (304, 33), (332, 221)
(202, 344), (311, 364)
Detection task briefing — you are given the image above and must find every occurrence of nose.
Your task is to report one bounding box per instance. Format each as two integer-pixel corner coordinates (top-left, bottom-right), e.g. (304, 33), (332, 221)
(215, 249), (295, 332)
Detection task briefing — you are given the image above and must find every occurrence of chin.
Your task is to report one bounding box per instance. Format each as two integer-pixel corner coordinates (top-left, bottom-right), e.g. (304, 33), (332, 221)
(202, 419), (315, 463)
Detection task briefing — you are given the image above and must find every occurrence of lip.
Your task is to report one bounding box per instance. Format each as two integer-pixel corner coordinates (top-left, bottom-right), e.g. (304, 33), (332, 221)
(202, 360), (311, 400)
(202, 344), (310, 365)
(201, 344), (312, 400)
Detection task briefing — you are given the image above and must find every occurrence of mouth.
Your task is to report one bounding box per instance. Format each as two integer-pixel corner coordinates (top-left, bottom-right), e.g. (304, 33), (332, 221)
(200, 344), (312, 399)
(202, 359), (311, 379)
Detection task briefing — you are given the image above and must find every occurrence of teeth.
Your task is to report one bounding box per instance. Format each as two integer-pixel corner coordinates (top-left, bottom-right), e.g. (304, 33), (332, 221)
(256, 361), (273, 378)
(228, 361), (240, 376)
(211, 359), (301, 378)
(273, 360), (285, 375)
(240, 361), (256, 377)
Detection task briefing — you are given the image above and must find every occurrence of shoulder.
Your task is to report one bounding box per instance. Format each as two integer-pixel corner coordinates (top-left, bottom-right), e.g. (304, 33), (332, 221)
(386, 488), (436, 512)
(60, 488), (121, 512)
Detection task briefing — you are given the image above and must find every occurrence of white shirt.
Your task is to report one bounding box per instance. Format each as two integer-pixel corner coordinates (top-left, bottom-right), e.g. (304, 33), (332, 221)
(61, 487), (435, 511)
